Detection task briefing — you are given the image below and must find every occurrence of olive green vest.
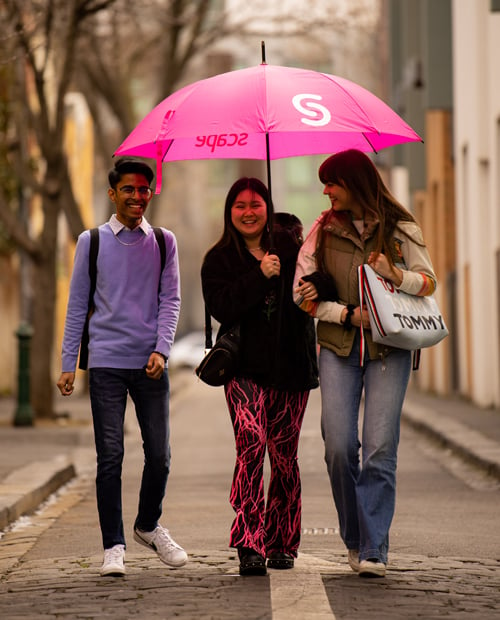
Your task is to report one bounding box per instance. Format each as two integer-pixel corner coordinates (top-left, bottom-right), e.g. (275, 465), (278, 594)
(316, 211), (395, 361)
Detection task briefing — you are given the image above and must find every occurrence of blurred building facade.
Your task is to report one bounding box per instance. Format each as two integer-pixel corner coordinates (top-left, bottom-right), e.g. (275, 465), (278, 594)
(451, 0), (500, 407)
(385, 0), (454, 398)
(3, 0), (500, 411)
(385, 0), (500, 407)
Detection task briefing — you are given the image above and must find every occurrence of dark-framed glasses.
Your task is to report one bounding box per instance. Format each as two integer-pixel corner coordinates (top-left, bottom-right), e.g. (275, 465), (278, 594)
(117, 185), (152, 197)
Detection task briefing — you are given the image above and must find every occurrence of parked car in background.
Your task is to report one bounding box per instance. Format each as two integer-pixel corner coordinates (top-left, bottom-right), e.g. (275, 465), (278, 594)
(169, 331), (206, 371)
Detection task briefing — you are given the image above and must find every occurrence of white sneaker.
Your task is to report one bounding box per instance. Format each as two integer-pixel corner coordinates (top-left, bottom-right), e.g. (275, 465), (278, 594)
(347, 549), (360, 573)
(134, 525), (188, 567)
(359, 559), (386, 578)
(100, 544), (125, 576)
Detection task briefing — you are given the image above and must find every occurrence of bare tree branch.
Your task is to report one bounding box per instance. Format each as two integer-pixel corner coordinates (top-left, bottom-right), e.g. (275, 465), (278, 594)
(0, 0), (118, 418)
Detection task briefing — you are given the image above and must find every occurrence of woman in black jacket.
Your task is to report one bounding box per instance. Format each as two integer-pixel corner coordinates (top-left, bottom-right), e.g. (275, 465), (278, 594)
(201, 178), (318, 576)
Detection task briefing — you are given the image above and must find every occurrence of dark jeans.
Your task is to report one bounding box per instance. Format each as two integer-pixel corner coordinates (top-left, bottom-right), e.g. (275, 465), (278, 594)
(89, 368), (171, 550)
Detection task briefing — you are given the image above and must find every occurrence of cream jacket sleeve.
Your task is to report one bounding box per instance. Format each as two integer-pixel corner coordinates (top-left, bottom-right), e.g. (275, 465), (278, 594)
(293, 217), (345, 324)
(395, 222), (437, 296)
(294, 218), (437, 325)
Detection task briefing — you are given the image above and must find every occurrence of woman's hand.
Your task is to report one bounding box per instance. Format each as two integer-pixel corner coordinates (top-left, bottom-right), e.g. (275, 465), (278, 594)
(295, 279), (318, 301)
(261, 253), (281, 279)
(340, 305), (371, 329)
(367, 252), (403, 287)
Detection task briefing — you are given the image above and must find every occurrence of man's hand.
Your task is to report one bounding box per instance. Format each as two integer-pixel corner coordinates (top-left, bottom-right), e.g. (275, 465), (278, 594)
(145, 352), (165, 380)
(57, 372), (76, 396)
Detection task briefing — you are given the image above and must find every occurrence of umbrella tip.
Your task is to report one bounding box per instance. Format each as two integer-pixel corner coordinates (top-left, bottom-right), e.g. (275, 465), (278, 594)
(261, 40), (266, 64)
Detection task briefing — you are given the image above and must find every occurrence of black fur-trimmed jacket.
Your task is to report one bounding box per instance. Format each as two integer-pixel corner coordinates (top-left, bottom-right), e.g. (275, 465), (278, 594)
(201, 230), (319, 392)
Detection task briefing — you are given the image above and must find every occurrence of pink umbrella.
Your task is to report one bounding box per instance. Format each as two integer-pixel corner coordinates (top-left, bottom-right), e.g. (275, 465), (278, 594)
(114, 61), (422, 193)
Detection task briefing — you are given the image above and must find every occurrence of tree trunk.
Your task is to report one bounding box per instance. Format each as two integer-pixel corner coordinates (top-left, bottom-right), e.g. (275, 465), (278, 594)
(30, 195), (59, 419)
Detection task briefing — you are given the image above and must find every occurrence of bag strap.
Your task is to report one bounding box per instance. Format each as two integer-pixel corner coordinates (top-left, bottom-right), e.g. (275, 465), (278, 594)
(358, 265), (366, 367)
(204, 304), (213, 350)
(412, 349), (421, 370)
(78, 227), (99, 370)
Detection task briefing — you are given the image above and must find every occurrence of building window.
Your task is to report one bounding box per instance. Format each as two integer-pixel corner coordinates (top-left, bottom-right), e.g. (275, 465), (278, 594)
(491, 0), (500, 12)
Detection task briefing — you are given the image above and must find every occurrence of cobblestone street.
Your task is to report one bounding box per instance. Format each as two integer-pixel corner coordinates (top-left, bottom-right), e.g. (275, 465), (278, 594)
(1, 374), (499, 618)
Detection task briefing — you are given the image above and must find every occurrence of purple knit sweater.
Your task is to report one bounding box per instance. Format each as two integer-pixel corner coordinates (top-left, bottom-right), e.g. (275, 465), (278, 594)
(61, 216), (180, 371)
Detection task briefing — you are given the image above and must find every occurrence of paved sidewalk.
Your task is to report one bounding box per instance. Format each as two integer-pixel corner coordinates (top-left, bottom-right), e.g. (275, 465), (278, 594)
(0, 370), (499, 532)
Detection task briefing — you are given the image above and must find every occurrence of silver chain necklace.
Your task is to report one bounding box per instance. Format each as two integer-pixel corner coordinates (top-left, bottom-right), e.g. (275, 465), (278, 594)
(114, 233), (144, 247)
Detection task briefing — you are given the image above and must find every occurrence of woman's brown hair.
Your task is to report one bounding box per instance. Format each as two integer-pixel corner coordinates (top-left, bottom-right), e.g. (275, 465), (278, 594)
(317, 149), (421, 268)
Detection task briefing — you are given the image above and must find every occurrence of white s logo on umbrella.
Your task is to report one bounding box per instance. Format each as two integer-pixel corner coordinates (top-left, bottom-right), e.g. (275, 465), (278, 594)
(292, 94), (331, 127)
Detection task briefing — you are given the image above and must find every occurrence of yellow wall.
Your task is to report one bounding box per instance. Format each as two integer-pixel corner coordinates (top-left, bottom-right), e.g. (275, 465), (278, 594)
(412, 109), (455, 395)
(0, 254), (20, 395)
(54, 94), (95, 387)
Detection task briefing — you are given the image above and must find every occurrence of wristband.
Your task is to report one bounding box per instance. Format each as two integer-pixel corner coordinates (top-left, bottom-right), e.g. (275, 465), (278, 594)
(343, 305), (355, 330)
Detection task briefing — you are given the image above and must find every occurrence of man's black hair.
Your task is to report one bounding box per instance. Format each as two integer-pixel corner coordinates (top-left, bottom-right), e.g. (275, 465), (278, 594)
(108, 158), (154, 188)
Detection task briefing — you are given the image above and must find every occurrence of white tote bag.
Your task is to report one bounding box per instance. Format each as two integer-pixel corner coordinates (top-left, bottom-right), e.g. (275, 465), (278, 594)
(359, 264), (449, 350)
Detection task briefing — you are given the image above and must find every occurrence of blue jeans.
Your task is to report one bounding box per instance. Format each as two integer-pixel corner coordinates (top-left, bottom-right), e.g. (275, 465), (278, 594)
(89, 368), (171, 550)
(319, 337), (411, 564)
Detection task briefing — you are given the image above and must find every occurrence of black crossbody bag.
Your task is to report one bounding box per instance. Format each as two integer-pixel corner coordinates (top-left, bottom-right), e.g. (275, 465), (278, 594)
(195, 304), (240, 387)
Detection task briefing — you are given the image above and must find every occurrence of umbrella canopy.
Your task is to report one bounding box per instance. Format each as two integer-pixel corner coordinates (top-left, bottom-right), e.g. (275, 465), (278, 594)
(114, 63), (422, 193)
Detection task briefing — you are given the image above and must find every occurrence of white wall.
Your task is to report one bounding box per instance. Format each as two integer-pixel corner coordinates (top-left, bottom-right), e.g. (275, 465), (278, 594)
(452, 0), (500, 406)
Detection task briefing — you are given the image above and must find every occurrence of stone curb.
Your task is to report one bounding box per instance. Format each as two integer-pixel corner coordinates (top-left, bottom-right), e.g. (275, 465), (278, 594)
(402, 400), (500, 481)
(0, 456), (76, 530)
(0, 372), (192, 533)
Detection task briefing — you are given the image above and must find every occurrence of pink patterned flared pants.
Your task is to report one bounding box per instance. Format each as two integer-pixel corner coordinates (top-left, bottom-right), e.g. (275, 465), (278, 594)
(224, 377), (309, 558)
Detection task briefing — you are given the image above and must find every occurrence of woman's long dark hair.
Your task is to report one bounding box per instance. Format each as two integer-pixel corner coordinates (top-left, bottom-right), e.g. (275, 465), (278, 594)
(317, 149), (421, 268)
(211, 177), (273, 258)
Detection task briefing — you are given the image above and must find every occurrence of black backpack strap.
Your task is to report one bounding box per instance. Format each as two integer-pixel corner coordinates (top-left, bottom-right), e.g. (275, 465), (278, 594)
(153, 227), (166, 297)
(153, 227), (166, 273)
(78, 227), (99, 370)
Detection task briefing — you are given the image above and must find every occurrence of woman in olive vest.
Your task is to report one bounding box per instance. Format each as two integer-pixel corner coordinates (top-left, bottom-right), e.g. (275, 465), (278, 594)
(293, 149), (438, 578)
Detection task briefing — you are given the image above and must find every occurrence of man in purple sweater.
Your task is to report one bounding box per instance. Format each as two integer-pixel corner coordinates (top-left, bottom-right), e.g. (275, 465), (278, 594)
(57, 158), (187, 576)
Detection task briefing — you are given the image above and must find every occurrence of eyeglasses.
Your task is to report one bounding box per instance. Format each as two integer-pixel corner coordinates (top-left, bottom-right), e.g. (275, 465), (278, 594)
(117, 185), (152, 197)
